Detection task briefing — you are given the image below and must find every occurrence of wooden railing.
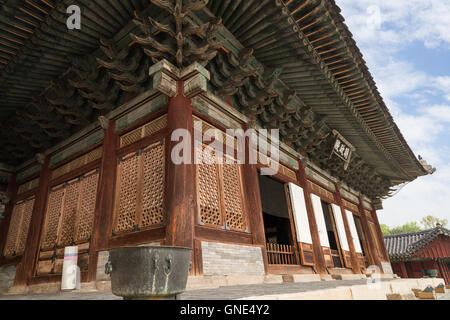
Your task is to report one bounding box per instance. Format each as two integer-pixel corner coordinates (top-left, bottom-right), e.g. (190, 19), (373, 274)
(266, 243), (296, 265)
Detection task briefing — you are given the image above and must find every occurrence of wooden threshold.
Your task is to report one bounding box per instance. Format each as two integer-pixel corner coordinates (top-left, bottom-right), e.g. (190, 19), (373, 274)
(267, 264), (315, 275)
(327, 267), (353, 275)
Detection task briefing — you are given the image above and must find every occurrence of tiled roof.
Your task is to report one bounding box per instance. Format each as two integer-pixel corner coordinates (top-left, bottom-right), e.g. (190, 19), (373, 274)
(384, 226), (450, 260)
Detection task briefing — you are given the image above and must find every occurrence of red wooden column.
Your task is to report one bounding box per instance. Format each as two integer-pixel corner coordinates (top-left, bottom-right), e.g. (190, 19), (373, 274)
(0, 174), (18, 263)
(297, 159), (327, 274)
(164, 80), (195, 251)
(370, 204), (390, 262)
(88, 119), (117, 282)
(334, 183), (361, 274)
(357, 196), (381, 269)
(399, 261), (408, 279)
(240, 123), (268, 272)
(14, 157), (51, 287)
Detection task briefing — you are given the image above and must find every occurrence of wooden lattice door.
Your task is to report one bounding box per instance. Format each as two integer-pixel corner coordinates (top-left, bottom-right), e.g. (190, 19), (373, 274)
(112, 140), (165, 235)
(196, 144), (248, 232)
(3, 196), (35, 258)
(37, 169), (99, 276)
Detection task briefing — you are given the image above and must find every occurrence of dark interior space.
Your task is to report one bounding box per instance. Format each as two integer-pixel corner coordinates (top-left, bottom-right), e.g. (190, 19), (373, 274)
(321, 200), (343, 267)
(353, 215), (366, 256)
(258, 175), (293, 245)
(321, 201), (338, 250)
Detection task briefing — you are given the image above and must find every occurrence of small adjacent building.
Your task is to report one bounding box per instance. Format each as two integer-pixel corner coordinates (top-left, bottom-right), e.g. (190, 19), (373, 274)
(384, 225), (450, 284)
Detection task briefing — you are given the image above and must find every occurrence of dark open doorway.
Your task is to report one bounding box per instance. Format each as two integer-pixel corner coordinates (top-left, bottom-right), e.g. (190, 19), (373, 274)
(258, 175), (296, 265)
(320, 201), (344, 268)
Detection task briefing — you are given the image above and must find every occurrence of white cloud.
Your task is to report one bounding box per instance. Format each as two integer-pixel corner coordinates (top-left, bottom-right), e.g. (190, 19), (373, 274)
(426, 105), (450, 123)
(337, 0), (450, 49)
(335, 0), (450, 228)
(380, 169), (450, 227)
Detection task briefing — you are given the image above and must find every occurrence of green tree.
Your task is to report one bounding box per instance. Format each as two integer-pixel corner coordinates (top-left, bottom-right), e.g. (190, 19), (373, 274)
(380, 224), (391, 235)
(420, 215), (448, 229)
(382, 222), (421, 235)
(389, 222), (421, 234)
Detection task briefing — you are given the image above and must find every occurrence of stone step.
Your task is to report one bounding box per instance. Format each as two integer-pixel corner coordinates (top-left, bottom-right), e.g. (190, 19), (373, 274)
(282, 274), (322, 283)
(331, 274), (366, 280)
(386, 293), (416, 300)
(320, 274), (335, 281)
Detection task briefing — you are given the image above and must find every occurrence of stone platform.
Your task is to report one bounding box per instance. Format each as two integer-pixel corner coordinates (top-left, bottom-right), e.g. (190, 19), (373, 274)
(0, 277), (446, 300)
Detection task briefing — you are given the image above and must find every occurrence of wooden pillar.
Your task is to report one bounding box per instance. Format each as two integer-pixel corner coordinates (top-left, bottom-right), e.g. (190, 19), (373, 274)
(241, 123), (266, 247)
(87, 119), (117, 282)
(334, 183), (361, 274)
(240, 164), (268, 272)
(164, 80), (195, 250)
(357, 196), (381, 269)
(370, 204), (390, 262)
(297, 159), (327, 274)
(14, 157), (51, 286)
(399, 261), (408, 279)
(0, 175), (18, 261)
(240, 122), (268, 272)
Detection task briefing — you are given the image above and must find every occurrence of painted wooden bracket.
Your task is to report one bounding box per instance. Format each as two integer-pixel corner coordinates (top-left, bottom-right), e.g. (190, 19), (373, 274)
(149, 59), (210, 98)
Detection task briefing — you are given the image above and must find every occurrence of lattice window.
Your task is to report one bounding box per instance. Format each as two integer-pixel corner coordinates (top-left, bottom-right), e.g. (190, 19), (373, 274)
(16, 198), (35, 255)
(223, 160), (246, 231)
(17, 177), (39, 195)
(40, 170), (99, 252)
(140, 143), (165, 228)
(308, 180), (335, 202)
(119, 114), (168, 148)
(58, 179), (81, 247)
(258, 152), (297, 181)
(51, 147), (103, 180)
(3, 196), (35, 257)
(75, 171), (99, 242)
(197, 144), (222, 228)
(343, 199), (359, 213)
(112, 140), (166, 235)
(41, 187), (65, 250)
(196, 143), (248, 232)
(113, 152), (139, 233)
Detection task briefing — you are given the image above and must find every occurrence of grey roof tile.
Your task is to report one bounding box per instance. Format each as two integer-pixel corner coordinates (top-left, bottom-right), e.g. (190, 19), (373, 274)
(383, 226), (450, 260)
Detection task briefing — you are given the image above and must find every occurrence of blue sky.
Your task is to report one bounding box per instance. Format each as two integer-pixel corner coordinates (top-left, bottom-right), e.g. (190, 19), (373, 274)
(335, 0), (450, 228)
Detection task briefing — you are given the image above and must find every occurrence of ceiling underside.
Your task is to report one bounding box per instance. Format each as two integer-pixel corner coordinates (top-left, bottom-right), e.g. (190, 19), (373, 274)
(0, 0), (428, 198)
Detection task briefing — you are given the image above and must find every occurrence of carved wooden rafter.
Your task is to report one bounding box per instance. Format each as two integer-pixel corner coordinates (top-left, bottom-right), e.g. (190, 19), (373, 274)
(68, 55), (126, 111)
(130, 0), (223, 68)
(97, 39), (152, 93)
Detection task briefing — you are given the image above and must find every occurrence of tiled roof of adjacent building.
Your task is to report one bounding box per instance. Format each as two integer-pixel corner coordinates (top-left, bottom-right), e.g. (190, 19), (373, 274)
(384, 225), (450, 260)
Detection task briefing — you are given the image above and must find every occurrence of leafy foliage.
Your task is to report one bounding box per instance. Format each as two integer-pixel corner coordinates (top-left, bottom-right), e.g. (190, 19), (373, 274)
(420, 215), (448, 229)
(382, 215), (448, 235)
(381, 222), (421, 235)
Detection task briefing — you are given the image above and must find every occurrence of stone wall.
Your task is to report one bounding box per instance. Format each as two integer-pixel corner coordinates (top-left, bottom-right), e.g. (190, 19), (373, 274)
(0, 265), (17, 294)
(201, 242), (265, 276)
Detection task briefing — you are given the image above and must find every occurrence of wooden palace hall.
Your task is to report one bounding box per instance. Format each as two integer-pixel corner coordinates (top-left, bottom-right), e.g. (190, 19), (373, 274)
(0, 0), (436, 292)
